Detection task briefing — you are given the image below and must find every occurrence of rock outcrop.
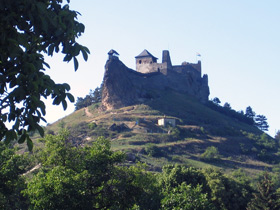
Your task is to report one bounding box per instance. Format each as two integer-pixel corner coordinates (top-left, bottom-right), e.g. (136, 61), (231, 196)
(101, 50), (210, 110)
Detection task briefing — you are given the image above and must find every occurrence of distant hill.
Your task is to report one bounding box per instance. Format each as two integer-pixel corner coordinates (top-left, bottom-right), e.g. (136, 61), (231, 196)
(29, 50), (279, 177)
(43, 89), (279, 176)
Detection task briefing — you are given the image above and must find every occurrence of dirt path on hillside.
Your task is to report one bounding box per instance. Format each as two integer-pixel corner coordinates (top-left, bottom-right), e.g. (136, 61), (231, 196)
(85, 107), (93, 117)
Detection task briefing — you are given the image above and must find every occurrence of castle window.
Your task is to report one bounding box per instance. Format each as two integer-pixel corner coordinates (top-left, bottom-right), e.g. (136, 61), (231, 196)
(139, 60), (142, 64)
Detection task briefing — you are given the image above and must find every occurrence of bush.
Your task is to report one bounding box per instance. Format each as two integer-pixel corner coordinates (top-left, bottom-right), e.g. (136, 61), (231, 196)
(169, 127), (180, 141)
(201, 146), (221, 161)
(145, 143), (162, 157)
(88, 122), (97, 130)
(161, 183), (215, 210)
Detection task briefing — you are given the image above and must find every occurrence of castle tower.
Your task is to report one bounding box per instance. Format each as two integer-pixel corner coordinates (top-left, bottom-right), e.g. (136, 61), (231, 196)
(108, 49), (119, 60)
(135, 49), (158, 73)
(162, 50), (172, 69)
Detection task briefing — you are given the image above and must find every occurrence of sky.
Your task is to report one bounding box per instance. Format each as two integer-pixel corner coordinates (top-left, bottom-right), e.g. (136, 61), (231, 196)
(43, 0), (280, 136)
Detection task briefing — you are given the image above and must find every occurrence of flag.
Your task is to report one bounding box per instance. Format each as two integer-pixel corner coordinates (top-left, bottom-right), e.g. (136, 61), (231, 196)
(196, 53), (201, 57)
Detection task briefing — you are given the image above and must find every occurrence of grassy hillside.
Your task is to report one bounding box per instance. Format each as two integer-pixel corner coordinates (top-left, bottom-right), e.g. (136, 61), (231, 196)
(40, 90), (279, 176)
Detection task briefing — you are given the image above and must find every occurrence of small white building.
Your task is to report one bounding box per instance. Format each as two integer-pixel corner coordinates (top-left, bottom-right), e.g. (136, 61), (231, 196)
(158, 118), (176, 127)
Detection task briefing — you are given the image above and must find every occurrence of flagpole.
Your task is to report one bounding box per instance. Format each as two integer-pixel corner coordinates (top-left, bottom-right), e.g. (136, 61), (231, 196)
(196, 53), (201, 63)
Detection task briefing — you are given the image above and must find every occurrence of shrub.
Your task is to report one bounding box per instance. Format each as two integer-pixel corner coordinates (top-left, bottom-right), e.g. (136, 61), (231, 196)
(145, 143), (162, 157)
(200, 127), (205, 133)
(169, 127), (180, 141)
(201, 146), (221, 161)
(88, 122), (97, 130)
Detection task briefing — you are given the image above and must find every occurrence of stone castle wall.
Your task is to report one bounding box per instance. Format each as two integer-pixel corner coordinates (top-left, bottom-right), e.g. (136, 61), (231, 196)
(136, 50), (202, 77)
(101, 51), (210, 110)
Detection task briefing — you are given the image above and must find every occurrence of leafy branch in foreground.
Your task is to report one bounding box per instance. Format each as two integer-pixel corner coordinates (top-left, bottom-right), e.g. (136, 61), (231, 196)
(0, 0), (90, 149)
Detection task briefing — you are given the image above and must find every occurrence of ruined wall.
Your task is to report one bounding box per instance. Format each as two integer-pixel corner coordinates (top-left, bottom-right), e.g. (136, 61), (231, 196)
(101, 56), (210, 110)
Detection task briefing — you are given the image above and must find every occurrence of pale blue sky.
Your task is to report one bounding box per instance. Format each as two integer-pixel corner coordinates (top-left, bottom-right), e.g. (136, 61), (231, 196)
(44, 0), (280, 136)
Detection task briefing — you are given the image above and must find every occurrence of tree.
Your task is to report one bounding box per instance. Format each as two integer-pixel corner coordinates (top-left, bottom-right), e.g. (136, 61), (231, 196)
(203, 168), (252, 210)
(275, 130), (280, 141)
(90, 86), (102, 103)
(212, 97), (221, 105)
(74, 95), (93, 111)
(159, 165), (209, 193)
(245, 106), (255, 120)
(161, 183), (216, 210)
(0, 142), (30, 209)
(255, 115), (269, 131)
(223, 102), (231, 110)
(247, 172), (280, 210)
(159, 165), (214, 210)
(201, 146), (221, 161)
(25, 131), (153, 209)
(74, 87), (102, 110)
(0, 0), (90, 149)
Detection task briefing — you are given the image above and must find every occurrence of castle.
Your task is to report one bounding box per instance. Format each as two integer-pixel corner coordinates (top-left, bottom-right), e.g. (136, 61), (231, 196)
(101, 49), (210, 110)
(135, 49), (202, 76)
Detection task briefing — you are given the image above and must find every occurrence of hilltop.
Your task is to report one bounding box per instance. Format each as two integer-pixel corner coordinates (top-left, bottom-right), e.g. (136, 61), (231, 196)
(43, 89), (279, 175)
(34, 50), (279, 176)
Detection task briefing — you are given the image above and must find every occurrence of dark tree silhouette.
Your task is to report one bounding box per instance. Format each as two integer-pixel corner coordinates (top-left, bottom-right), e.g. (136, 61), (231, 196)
(255, 115), (269, 131)
(74, 87), (102, 110)
(275, 130), (280, 141)
(212, 97), (221, 105)
(0, 0), (89, 149)
(223, 102), (231, 110)
(245, 106), (255, 120)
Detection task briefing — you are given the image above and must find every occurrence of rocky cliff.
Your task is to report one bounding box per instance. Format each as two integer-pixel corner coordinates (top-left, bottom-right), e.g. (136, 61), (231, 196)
(101, 56), (210, 110)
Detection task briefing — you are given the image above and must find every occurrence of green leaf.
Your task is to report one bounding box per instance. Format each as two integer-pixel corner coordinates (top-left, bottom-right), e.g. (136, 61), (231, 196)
(81, 48), (88, 61)
(66, 93), (75, 102)
(63, 54), (72, 62)
(36, 124), (45, 137)
(27, 136), (33, 151)
(74, 57), (79, 71)
(18, 133), (26, 144)
(43, 61), (50, 69)
(39, 101), (46, 115)
(53, 96), (61, 105)
(5, 130), (17, 145)
(62, 100), (67, 110)
(63, 83), (71, 91)
(83, 46), (90, 54)
(48, 44), (55, 56)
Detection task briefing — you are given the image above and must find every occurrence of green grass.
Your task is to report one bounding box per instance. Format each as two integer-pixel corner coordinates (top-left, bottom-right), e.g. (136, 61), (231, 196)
(29, 90), (278, 175)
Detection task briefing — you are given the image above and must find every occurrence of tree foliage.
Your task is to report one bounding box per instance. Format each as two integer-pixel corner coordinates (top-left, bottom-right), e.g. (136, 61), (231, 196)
(212, 97), (221, 105)
(0, 0), (90, 148)
(245, 106), (255, 120)
(206, 101), (255, 126)
(255, 114), (269, 131)
(0, 142), (30, 209)
(247, 172), (280, 210)
(158, 164), (252, 210)
(201, 146), (221, 161)
(24, 131), (160, 209)
(223, 102), (231, 110)
(74, 86), (102, 110)
(275, 130), (280, 141)
(2, 134), (277, 209)
(202, 168), (252, 210)
(161, 183), (215, 210)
